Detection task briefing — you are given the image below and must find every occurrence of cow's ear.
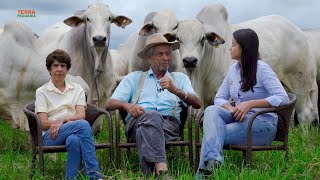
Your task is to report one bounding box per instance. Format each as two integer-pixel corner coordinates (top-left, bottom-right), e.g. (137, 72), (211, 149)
(163, 33), (177, 42)
(205, 32), (225, 47)
(112, 16), (132, 29)
(139, 22), (154, 36)
(64, 16), (84, 27)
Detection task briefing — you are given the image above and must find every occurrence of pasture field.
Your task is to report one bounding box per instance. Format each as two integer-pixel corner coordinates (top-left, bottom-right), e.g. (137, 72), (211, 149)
(0, 119), (319, 179)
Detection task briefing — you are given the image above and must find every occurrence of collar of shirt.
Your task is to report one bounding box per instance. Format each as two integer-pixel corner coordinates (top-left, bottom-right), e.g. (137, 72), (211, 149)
(235, 62), (241, 71)
(46, 80), (75, 94)
(147, 68), (173, 81)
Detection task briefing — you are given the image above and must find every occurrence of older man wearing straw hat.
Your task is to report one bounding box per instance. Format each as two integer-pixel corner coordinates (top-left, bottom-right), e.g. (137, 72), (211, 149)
(106, 33), (201, 178)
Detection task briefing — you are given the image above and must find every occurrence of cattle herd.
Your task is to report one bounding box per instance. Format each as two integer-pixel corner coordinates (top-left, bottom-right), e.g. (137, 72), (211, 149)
(0, 3), (319, 132)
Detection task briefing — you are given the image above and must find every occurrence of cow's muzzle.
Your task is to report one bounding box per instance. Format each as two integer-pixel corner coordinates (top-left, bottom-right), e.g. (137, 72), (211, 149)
(183, 57), (198, 69)
(93, 35), (107, 47)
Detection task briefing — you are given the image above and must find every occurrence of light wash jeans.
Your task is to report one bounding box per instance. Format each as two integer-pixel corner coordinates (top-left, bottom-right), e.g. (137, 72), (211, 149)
(198, 105), (277, 171)
(43, 119), (103, 180)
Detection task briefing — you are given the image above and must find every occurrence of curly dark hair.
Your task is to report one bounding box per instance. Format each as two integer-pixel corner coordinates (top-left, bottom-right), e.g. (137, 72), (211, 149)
(46, 49), (71, 71)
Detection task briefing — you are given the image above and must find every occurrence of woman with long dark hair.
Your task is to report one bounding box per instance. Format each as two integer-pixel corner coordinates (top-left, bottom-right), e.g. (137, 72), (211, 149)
(196, 29), (289, 177)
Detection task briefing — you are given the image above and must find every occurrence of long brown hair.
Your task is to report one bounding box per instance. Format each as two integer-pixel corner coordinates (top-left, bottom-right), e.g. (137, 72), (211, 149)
(233, 29), (259, 92)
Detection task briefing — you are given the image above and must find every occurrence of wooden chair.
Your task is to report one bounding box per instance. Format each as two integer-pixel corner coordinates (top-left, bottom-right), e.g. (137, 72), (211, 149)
(115, 105), (194, 169)
(23, 102), (113, 178)
(195, 93), (296, 169)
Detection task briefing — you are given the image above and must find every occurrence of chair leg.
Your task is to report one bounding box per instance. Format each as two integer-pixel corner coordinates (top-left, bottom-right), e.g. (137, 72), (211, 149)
(39, 151), (44, 177)
(29, 147), (36, 179)
(109, 147), (114, 169)
(242, 151), (247, 166)
(188, 143), (193, 170)
(116, 147), (121, 169)
(246, 150), (252, 166)
(195, 145), (200, 171)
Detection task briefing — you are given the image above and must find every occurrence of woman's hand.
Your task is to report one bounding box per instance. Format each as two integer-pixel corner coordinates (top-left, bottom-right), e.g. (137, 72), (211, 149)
(49, 120), (64, 139)
(222, 103), (236, 114)
(233, 101), (252, 122)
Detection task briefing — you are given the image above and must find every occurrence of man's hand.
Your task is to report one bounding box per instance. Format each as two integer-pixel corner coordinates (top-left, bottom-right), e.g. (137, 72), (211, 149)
(233, 101), (252, 122)
(160, 76), (177, 93)
(49, 119), (64, 139)
(125, 104), (145, 118)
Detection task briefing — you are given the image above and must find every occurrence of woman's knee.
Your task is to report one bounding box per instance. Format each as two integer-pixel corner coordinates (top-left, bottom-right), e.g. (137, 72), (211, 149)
(76, 119), (91, 128)
(204, 105), (222, 115)
(203, 105), (221, 124)
(66, 134), (80, 148)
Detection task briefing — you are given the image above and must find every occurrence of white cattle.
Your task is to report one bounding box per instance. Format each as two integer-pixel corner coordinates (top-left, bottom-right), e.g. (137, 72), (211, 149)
(37, 3), (132, 132)
(171, 4), (318, 125)
(117, 10), (183, 75)
(304, 29), (320, 124)
(305, 30), (320, 79)
(0, 21), (89, 131)
(111, 31), (138, 82)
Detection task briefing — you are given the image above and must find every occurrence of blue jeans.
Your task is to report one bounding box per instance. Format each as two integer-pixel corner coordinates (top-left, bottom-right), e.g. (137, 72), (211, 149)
(43, 120), (103, 180)
(198, 105), (277, 170)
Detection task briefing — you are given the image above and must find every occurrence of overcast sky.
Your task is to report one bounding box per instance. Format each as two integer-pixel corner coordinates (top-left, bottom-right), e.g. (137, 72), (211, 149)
(0, 0), (318, 49)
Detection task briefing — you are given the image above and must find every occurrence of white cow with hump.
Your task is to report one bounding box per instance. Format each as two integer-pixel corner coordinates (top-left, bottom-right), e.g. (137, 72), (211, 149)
(37, 3), (132, 132)
(170, 4), (318, 125)
(0, 21), (89, 131)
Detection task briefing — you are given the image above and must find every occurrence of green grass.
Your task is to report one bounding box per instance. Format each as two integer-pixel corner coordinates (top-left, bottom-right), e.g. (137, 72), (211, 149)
(0, 119), (319, 179)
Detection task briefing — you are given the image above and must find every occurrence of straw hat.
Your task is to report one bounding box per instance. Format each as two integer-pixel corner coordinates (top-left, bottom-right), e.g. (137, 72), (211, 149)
(137, 33), (180, 59)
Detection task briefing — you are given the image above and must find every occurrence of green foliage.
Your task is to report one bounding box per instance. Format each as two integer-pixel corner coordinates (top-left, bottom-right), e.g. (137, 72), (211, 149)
(0, 119), (319, 179)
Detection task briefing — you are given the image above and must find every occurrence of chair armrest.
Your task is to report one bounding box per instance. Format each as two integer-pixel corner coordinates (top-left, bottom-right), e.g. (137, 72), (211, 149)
(85, 104), (111, 126)
(246, 93), (296, 148)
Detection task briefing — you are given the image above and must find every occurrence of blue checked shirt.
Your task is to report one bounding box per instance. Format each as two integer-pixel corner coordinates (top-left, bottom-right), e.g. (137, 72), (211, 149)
(214, 60), (289, 123)
(111, 68), (197, 123)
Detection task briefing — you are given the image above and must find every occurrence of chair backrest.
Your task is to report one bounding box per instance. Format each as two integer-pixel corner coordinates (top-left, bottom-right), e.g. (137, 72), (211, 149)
(23, 102), (40, 146)
(85, 104), (105, 126)
(274, 93), (297, 142)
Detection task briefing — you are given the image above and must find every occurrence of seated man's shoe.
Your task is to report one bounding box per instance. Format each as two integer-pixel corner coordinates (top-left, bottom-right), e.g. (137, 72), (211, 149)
(194, 159), (221, 179)
(194, 169), (212, 180)
(204, 159), (221, 170)
(156, 170), (170, 180)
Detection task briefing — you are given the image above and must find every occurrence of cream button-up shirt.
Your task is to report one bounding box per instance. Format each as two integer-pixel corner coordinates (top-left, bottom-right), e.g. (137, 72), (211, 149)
(35, 80), (86, 122)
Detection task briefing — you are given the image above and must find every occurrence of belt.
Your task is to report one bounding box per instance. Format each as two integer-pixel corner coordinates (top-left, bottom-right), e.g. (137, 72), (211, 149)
(162, 115), (181, 125)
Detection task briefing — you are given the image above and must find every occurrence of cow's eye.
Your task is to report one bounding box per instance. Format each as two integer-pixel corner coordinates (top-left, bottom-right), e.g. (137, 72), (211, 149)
(86, 17), (90, 22)
(108, 17), (111, 21)
(201, 36), (205, 42)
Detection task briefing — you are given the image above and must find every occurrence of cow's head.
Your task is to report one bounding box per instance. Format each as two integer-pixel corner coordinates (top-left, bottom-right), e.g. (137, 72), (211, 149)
(63, 3), (132, 104)
(64, 3), (132, 49)
(139, 10), (178, 36)
(166, 20), (224, 72)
